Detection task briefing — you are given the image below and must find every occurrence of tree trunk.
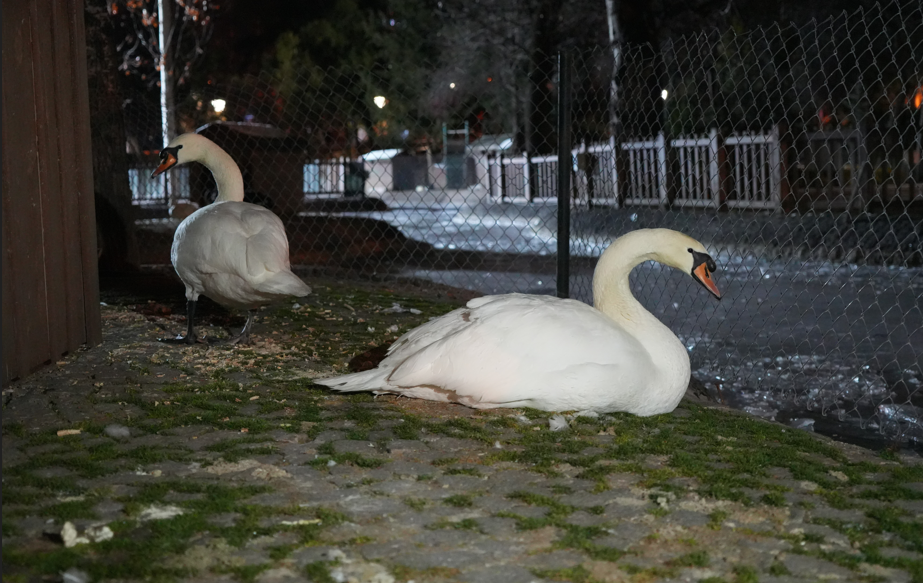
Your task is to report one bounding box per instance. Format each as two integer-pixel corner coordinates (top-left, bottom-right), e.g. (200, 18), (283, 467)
(158, 0), (180, 204)
(85, 1), (140, 272)
(605, 0), (624, 141)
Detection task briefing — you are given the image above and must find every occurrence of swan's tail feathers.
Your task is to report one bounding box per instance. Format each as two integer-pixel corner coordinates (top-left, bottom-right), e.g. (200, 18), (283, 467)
(315, 369), (387, 393)
(257, 270), (312, 298)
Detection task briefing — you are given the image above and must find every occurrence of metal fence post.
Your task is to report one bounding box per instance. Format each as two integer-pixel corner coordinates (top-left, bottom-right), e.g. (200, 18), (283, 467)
(556, 49), (572, 299)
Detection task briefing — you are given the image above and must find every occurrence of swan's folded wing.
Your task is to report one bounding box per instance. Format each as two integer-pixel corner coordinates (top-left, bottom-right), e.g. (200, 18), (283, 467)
(239, 207), (293, 278)
(385, 294), (644, 405)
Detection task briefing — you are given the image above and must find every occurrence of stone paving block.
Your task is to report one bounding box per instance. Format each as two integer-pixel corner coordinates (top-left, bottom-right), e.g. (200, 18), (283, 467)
(357, 540), (406, 561)
(290, 545), (342, 567)
(386, 439), (429, 454)
(558, 491), (612, 508)
(424, 437), (490, 452)
(807, 505), (867, 523)
(779, 553), (855, 580)
(565, 510), (610, 527)
(92, 500), (125, 521)
(206, 513), (241, 527)
(411, 528), (485, 547)
(387, 460), (438, 477)
(601, 501), (648, 522)
(435, 474), (489, 490)
(667, 509), (711, 528)
(331, 439), (384, 456)
(255, 567), (308, 583)
(879, 546), (923, 561)
(476, 516), (521, 537)
(485, 470), (546, 493)
(392, 549), (487, 570)
(859, 562), (912, 583)
(518, 549), (585, 569)
(310, 431), (346, 443)
(595, 522), (653, 550)
(337, 494), (408, 519)
(460, 564), (547, 583)
(366, 478), (418, 496)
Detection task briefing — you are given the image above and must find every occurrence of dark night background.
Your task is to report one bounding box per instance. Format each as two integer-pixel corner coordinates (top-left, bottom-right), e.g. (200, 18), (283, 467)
(190, 0), (876, 85)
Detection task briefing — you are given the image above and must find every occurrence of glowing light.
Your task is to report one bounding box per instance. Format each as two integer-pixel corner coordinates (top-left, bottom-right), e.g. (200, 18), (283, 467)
(211, 99), (226, 113)
(373, 95), (387, 108)
(661, 90), (668, 101)
(449, 82), (456, 89)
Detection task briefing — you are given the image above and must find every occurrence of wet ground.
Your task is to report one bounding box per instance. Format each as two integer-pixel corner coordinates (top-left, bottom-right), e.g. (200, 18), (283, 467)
(4, 271), (923, 583)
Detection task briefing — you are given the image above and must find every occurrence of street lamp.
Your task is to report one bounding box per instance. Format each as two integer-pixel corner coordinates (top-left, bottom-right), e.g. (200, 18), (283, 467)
(373, 96), (387, 108)
(211, 99), (226, 113)
(661, 89), (668, 101)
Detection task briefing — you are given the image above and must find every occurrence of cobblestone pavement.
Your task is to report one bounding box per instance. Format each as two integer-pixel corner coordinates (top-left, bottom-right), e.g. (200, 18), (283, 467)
(3, 273), (923, 583)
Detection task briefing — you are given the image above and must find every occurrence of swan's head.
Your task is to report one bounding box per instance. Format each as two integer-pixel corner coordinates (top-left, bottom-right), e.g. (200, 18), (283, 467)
(652, 230), (721, 300)
(150, 133), (212, 178)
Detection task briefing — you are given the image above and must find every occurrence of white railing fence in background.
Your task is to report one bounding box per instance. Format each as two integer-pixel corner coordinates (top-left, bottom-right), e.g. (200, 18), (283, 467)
(304, 159), (345, 195)
(672, 129), (720, 208)
(621, 133), (668, 206)
(725, 127), (782, 209)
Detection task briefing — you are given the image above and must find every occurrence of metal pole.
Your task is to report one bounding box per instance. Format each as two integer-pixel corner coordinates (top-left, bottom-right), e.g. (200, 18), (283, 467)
(556, 49), (572, 299)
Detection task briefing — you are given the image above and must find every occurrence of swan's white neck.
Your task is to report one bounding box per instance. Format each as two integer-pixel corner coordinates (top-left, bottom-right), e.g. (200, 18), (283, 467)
(198, 144), (244, 203)
(592, 230), (691, 409)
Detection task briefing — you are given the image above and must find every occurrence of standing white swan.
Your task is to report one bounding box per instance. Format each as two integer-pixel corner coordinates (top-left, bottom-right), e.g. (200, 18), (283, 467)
(151, 133), (311, 345)
(316, 229), (721, 415)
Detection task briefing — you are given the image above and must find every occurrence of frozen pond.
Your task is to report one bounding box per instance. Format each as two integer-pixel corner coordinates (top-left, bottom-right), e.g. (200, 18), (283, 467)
(334, 200), (923, 448)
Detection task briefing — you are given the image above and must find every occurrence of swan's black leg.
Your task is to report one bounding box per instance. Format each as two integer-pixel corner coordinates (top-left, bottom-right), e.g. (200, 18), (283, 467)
(184, 300), (198, 344)
(158, 299), (204, 344)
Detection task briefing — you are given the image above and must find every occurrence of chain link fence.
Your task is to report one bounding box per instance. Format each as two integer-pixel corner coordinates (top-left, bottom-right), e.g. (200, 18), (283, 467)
(121, 1), (923, 445)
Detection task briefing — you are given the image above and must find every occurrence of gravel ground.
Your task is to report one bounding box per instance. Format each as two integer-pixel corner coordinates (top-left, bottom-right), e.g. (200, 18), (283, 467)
(3, 273), (923, 583)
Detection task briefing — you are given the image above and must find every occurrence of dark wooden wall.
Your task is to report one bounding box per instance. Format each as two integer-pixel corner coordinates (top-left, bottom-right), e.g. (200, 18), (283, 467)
(2, 0), (102, 384)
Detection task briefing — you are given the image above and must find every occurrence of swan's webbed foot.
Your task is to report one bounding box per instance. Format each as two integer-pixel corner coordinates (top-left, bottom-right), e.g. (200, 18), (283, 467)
(158, 333), (208, 345)
(225, 309), (257, 346)
(226, 332), (251, 346)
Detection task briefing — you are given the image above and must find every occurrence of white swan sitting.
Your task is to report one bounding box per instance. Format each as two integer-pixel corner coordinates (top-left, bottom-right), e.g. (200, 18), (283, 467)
(316, 229), (721, 415)
(151, 133), (311, 344)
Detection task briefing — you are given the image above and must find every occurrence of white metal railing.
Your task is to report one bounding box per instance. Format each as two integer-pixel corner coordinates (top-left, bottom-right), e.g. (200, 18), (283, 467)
(488, 153), (561, 202)
(621, 133), (667, 206)
(573, 140), (619, 206)
(304, 159), (345, 194)
(129, 162), (189, 205)
(672, 129), (719, 208)
(725, 127), (781, 209)
(481, 127), (786, 209)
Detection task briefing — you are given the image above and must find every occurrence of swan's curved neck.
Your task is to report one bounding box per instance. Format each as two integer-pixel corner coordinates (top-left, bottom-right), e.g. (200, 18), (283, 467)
(592, 230), (690, 400)
(592, 236), (659, 331)
(199, 145), (244, 203)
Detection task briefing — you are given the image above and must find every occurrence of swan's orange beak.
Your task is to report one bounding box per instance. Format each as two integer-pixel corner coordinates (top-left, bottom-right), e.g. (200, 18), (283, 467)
(693, 263), (721, 299)
(151, 152), (178, 178)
